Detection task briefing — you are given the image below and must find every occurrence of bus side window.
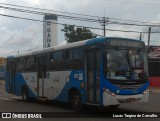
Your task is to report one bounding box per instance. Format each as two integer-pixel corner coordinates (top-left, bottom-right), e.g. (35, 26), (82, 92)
(26, 56), (37, 72)
(50, 51), (64, 70)
(17, 57), (26, 72)
(66, 48), (83, 70)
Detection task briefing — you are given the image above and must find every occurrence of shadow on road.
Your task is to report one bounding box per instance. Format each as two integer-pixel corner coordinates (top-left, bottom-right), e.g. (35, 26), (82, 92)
(14, 98), (142, 118)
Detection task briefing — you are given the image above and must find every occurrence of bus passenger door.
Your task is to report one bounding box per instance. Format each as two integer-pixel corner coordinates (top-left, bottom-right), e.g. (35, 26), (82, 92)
(37, 57), (47, 97)
(86, 49), (100, 104)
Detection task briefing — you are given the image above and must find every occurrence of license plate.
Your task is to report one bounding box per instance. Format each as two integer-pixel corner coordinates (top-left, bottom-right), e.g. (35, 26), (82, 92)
(126, 98), (135, 102)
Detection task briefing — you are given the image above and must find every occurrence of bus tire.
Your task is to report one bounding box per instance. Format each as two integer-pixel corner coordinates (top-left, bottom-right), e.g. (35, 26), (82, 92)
(70, 90), (83, 111)
(22, 86), (29, 101)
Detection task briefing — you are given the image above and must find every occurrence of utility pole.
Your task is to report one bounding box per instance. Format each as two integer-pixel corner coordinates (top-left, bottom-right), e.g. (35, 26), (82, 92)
(99, 17), (109, 37)
(139, 32), (142, 41)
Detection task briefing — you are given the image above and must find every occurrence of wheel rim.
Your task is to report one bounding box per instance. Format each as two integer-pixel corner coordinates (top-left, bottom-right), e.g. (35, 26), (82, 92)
(73, 95), (80, 106)
(22, 88), (28, 100)
(23, 92), (27, 100)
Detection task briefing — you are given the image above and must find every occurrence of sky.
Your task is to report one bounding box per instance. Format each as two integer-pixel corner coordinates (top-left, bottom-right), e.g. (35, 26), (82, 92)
(0, 0), (160, 57)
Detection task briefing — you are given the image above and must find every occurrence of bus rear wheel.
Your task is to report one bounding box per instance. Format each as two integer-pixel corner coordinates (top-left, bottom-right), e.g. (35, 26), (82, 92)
(70, 90), (83, 111)
(22, 86), (29, 101)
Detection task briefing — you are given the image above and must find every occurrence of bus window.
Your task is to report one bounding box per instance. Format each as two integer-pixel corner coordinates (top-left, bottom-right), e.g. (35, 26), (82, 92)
(50, 51), (65, 70)
(26, 56), (37, 72)
(17, 57), (26, 72)
(105, 48), (147, 80)
(65, 48), (83, 70)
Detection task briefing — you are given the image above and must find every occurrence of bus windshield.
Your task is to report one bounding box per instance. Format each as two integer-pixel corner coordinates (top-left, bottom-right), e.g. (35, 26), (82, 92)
(105, 48), (148, 80)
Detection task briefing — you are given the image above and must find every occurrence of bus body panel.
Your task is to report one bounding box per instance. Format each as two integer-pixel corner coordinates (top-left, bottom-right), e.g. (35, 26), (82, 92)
(21, 72), (37, 97)
(5, 37), (149, 108)
(103, 90), (149, 106)
(6, 69), (85, 102)
(101, 78), (149, 95)
(53, 70), (85, 102)
(46, 71), (71, 100)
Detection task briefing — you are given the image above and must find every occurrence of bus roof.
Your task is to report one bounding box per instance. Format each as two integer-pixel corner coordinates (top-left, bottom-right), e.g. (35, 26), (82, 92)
(10, 38), (91, 58)
(7, 37), (144, 58)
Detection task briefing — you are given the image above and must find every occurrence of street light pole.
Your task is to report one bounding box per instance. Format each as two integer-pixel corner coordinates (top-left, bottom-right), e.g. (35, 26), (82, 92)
(139, 32), (142, 41)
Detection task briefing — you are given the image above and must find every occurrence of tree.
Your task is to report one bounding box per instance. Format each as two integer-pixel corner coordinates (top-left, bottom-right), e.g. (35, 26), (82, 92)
(61, 24), (97, 43)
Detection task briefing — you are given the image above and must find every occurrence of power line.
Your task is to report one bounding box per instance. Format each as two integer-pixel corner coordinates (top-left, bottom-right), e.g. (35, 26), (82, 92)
(2, 4), (160, 28)
(0, 6), (44, 15)
(109, 18), (155, 25)
(0, 5), (99, 23)
(0, 13), (101, 30)
(104, 0), (160, 6)
(0, 2), (99, 19)
(0, 13), (44, 23)
(108, 21), (158, 27)
(106, 28), (141, 33)
(1, 2), (160, 26)
(1, 13), (160, 34)
(1, 3), (160, 35)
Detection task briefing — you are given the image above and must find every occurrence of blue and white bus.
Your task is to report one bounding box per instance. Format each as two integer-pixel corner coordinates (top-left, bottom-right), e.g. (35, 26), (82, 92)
(5, 37), (149, 111)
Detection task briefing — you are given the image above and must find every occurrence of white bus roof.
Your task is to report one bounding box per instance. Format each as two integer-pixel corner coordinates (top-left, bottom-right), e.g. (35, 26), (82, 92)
(12, 39), (89, 58)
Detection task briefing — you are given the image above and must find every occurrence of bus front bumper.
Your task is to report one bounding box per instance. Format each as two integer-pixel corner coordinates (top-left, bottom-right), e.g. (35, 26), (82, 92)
(103, 90), (149, 106)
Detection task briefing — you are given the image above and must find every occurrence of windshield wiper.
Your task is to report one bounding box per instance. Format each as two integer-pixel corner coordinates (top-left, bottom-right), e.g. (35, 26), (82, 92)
(126, 50), (131, 70)
(126, 50), (132, 79)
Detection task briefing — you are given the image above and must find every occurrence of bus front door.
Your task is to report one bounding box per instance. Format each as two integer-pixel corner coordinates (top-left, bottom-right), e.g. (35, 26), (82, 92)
(86, 49), (100, 104)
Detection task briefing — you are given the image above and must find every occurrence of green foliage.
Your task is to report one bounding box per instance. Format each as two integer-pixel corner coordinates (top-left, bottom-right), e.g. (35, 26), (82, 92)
(61, 24), (97, 43)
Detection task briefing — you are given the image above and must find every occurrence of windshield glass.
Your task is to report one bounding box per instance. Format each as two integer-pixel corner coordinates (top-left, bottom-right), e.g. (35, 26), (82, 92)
(105, 48), (148, 80)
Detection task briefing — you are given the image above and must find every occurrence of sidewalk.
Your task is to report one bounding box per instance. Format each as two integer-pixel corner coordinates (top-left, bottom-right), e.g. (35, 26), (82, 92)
(0, 80), (5, 85)
(149, 87), (160, 93)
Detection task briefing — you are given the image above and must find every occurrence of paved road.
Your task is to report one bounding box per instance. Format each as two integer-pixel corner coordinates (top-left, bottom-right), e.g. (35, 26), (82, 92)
(0, 83), (160, 121)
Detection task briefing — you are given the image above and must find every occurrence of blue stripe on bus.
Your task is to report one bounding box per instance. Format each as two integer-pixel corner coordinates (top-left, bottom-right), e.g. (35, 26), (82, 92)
(85, 38), (106, 45)
(11, 73), (36, 98)
(100, 77), (149, 95)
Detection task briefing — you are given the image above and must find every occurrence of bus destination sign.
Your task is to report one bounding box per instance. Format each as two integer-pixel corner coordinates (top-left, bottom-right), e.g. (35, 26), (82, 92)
(107, 39), (145, 48)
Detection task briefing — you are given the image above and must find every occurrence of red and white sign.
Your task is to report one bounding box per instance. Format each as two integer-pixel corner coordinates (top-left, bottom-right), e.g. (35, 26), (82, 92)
(148, 46), (160, 57)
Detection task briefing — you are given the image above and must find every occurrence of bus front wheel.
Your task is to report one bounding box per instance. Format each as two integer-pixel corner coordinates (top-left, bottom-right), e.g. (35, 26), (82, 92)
(70, 90), (82, 111)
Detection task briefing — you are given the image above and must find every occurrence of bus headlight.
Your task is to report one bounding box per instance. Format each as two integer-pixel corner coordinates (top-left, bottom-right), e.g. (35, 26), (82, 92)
(103, 88), (116, 96)
(143, 89), (148, 95)
(111, 92), (116, 96)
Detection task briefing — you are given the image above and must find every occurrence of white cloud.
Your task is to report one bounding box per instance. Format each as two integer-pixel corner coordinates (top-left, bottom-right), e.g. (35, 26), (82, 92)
(0, 0), (160, 57)
(0, 48), (15, 57)
(0, 24), (42, 57)
(23, 0), (41, 5)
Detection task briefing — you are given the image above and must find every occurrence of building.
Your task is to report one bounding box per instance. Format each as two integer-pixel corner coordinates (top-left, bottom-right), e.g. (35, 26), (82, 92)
(43, 14), (58, 48)
(148, 46), (160, 87)
(0, 57), (6, 80)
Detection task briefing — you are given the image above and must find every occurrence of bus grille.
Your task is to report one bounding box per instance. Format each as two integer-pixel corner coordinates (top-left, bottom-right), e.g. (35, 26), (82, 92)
(115, 84), (144, 90)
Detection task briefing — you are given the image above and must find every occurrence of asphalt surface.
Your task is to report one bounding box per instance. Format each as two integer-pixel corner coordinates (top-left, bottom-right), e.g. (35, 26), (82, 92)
(0, 80), (160, 121)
